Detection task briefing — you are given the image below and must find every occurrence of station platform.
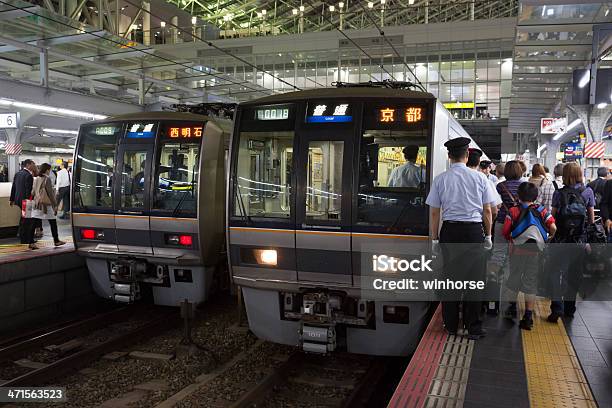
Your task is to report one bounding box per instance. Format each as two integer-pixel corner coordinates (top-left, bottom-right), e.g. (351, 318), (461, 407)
(0, 218), (73, 263)
(389, 300), (612, 408)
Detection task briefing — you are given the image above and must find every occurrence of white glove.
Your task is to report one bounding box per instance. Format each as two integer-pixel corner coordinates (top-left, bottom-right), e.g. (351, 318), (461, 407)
(484, 235), (493, 250)
(431, 239), (440, 255)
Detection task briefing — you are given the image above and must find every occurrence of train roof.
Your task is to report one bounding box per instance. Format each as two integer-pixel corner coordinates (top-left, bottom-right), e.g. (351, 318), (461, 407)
(83, 111), (234, 133)
(240, 87), (435, 106)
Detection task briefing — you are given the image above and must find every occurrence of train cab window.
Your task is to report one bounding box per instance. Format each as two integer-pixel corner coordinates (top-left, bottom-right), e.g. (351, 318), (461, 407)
(357, 130), (429, 235)
(120, 151), (147, 209)
(305, 140), (344, 222)
(234, 131), (294, 219)
(152, 141), (200, 217)
(74, 124), (121, 210)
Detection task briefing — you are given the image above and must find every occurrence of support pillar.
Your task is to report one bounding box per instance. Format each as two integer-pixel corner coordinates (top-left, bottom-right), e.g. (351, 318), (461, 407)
(5, 129), (20, 182)
(569, 104), (612, 178)
(138, 77), (145, 105)
(39, 48), (48, 87)
(171, 16), (178, 44)
(142, 0), (151, 45)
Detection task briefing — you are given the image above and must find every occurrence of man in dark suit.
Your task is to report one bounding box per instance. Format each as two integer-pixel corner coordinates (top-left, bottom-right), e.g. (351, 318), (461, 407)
(10, 159), (36, 247)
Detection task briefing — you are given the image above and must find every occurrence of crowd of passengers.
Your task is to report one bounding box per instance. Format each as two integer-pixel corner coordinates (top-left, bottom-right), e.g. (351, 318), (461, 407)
(423, 137), (610, 338)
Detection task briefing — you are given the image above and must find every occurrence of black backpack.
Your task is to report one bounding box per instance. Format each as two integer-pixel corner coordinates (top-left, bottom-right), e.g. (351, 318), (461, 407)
(556, 186), (587, 242)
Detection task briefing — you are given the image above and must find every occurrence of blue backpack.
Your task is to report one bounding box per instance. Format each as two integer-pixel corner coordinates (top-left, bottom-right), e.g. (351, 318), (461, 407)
(510, 204), (549, 243)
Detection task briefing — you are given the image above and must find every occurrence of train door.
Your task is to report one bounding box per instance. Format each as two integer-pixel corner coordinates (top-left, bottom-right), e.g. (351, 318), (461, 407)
(295, 129), (354, 284)
(114, 143), (154, 254)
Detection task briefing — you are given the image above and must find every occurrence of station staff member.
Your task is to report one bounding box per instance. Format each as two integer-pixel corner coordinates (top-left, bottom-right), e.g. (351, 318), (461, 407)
(426, 137), (497, 339)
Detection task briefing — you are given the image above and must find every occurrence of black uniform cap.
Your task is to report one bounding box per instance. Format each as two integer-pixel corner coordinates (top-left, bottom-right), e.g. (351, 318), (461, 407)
(444, 137), (471, 155)
(468, 148), (483, 158)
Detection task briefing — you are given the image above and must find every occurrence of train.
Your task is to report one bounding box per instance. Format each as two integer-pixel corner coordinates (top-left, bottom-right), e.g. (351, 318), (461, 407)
(227, 86), (482, 356)
(72, 85), (484, 356)
(71, 112), (229, 306)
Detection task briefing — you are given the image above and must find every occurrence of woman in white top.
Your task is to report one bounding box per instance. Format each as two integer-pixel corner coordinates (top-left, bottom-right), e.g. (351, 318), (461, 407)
(31, 163), (66, 249)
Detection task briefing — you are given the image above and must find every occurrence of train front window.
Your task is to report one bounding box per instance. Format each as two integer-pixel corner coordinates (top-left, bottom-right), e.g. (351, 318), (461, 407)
(234, 131), (294, 219)
(152, 141), (200, 217)
(357, 129), (429, 235)
(306, 140), (344, 222)
(74, 124), (121, 210)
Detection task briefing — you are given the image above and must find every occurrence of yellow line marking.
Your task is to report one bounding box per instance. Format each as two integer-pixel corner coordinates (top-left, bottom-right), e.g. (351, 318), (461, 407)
(522, 299), (596, 407)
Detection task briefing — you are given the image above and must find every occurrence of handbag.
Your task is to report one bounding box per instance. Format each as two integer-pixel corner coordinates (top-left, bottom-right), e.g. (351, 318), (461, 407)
(21, 198), (34, 218)
(35, 177), (53, 207)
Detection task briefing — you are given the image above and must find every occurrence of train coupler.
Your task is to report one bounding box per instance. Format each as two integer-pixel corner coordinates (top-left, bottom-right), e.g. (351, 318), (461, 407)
(299, 324), (336, 354)
(112, 282), (140, 303)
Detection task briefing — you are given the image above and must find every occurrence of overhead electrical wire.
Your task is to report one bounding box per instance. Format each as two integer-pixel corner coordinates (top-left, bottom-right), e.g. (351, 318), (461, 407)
(302, 0), (396, 82)
(0, 0), (276, 99)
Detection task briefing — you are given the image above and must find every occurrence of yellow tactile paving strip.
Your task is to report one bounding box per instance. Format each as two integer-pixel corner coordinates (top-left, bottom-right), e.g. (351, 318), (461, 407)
(0, 237), (73, 254)
(522, 299), (597, 408)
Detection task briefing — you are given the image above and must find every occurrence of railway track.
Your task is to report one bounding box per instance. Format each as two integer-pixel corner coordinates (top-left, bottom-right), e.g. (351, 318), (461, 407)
(0, 305), (179, 387)
(229, 351), (387, 408)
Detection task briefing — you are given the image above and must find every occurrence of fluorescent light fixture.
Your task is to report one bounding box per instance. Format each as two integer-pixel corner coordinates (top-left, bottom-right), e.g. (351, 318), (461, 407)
(547, 8), (554, 16)
(553, 118), (581, 141)
(541, 5), (546, 16)
(0, 99), (106, 120)
(42, 128), (79, 135)
(537, 143), (547, 158)
(597, 102), (608, 109)
(578, 70), (590, 88)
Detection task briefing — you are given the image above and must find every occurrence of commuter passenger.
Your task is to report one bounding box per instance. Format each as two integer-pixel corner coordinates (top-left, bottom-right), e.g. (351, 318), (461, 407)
(544, 166), (553, 181)
(388, 146), (424, 188)
(502, 182), (556, 330)
(548, 162), (595, 322)
(32, 163), (65, 248)
(587, 167), (608, 209)
(426, 137), (497, 339)
(518, 161), (528, 182)
(56, 162), (71, 219)
(9, 159), (36, 248)
(529, 164), (552, 208)
(538, 163), (564, 212)
(467, 149), (501, 221)
(495, 163), (505, 184)
(479, 160), (498, 183)
(491, 161), (523, 274)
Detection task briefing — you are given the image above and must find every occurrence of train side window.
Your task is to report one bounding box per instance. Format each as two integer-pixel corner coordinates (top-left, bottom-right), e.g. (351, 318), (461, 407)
(73, 124), (120, 210)
(152, 141), (200, 217)
(234, 131), (294, 219)
(305, 140), (344, 222)
(356, 130), (429, 235)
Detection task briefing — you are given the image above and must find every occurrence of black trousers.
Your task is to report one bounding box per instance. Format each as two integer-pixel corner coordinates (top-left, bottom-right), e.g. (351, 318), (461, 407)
(58, 186), (70, 213)
(19, 217), (35, 244)
(440, 221), (486, 333)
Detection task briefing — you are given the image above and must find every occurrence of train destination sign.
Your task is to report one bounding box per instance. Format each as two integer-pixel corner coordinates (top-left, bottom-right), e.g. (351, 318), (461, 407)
(166, 125), (203, 139)
(255, 106), (290, 121)
(306, 102), (352, 123)
(126, 122), (155, 138)
(378, 106), (424, 123)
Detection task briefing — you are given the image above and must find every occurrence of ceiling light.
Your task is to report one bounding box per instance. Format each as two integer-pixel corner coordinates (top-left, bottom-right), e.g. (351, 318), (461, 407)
(408, 0), (414, 3)
(547, 8), (554, 16)
(261, 9), (267, 15)
(329, 5), (335, 11)
(42, 128), (79, 135)
(299, 5), (305, 11)
(292, 8), (298, 14)
(597, 102), (607, 109)
(192, 16), (197, 25)
(0, 99), (106, 120)
(339, 2), (344, 8)
(380, 0), (385, 5)
(367, 1), (374, 8)
(578, 70), (590, 88)
(160, 21), (166, 27)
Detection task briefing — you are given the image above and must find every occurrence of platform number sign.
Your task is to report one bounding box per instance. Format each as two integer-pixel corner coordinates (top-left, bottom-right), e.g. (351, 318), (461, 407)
(0, 112), (18, 129)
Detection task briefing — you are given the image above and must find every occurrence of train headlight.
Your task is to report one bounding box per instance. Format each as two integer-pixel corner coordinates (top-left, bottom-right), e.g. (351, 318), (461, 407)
(255, 249), (277, 266)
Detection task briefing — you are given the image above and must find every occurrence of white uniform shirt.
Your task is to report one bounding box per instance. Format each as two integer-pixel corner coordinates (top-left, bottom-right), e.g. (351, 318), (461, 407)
(56, 168), (70, 189)
(388, 162), (424, 188)
(426, 162), (499, 222)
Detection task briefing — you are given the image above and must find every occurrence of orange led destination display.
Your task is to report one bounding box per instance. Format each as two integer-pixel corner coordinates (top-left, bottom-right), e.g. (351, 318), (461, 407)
(378, 106), (424, 123)
(167, 126), (203, 138)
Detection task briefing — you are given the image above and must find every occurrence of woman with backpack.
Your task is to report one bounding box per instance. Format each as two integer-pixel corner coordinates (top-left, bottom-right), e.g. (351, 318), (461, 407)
(31, 163), (66, 249)
(547, 162), (595, 322)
